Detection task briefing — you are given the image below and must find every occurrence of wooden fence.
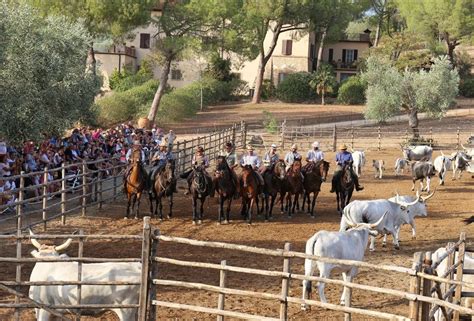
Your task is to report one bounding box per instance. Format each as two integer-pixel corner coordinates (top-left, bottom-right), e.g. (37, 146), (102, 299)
(148, 233), (474, 321)
(0, 123), (248, 235)
(279, 124), (472, 152)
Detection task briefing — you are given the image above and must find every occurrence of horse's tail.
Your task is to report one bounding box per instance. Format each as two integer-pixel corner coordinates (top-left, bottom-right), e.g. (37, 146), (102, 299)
(303, 232), (321, 297)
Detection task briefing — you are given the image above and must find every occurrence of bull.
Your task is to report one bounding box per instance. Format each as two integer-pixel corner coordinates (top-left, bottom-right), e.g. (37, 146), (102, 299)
(451, 151), (472, 180)
(340, 198), (419, 251)
(301, 212), (387, 309)
(351, 150), (365, 177)
(411, 161), (436, 192)
(402, 145), (433, 162)
(433, 153), (452, 185)
(372, 160), (385, 179)
(28, 231), (141, 321)
(394, 158), (409, 176)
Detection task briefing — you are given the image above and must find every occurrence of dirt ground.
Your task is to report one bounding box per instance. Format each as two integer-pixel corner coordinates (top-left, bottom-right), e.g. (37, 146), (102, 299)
(0, 146), (473, 321)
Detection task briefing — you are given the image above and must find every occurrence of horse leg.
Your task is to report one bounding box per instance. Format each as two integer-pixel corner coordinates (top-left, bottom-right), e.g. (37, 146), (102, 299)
(280, 192), (286, 214)
(131, 194), (137, 219)
(311, 192), (318, 218)
(199, 197), (204, 224)
(287, 194), (293, 218)
(248, 198), (253, 224)
(158, 196), (163, 220)
(148, 193), (154, 216)
(192, 196), (197, 224)
(125, 194), (132, 219)
(167, 194), (173, 219)
(225, 198), (231, 224)
(264, 194), (269, 218)
(134, 193), (141, 219)
(336, 192), (341, 215)
(269, 194), (276, 219)
(218, 196), (223, 224)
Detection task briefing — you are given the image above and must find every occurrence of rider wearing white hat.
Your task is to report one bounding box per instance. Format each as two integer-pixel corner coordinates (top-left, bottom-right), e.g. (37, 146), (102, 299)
(240, 145), (264, 188)
(262, 144), (279, 172)
(149, 141), (176, 195)
(284, 144), (301, 172)
(330, 143), (364, 193)
(306, 141), (324, 163)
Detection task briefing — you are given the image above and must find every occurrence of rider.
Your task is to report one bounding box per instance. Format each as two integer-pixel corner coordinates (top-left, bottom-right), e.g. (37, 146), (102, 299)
(182, 146), (212, 195)
(303, 141), (324, 175)
(329, 144), (364, 193)
(148, 141), (176, 196)
(261, 144), (279, 174)
(123, 140), (146, 192)
(284, 144), (302, 171)
(217, 142), (239, 198)
(240, 145), (264, 191)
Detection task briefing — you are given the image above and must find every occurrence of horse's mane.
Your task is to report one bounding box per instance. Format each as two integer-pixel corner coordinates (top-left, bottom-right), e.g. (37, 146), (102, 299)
(217, 155), (231, 172)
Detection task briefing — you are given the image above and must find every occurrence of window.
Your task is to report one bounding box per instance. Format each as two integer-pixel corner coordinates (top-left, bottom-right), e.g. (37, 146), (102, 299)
(140, 33), (150, 49)
(342, 49), (358, 64)
(340, 73), (355, 82)
(328, 48), (334, 62)
(281, 39), (292, 56)
(171, 69), (183, 80)
(278, 72), (288, 84)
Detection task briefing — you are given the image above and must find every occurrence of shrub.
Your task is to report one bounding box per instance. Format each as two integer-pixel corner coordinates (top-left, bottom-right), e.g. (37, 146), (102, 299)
(205, 55), (233, 82)
(97, 79), (159, 126)
(261, 79), (276, 100)
(459, 78), (474, 98)
(337, 76), (367, 105)
(262, 111), (278, 134)
(109, 60), (154, 92)
(276, 72), (315, 103)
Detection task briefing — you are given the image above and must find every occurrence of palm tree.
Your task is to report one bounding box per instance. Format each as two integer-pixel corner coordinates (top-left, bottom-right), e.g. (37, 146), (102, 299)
(310, 64), (337, 105)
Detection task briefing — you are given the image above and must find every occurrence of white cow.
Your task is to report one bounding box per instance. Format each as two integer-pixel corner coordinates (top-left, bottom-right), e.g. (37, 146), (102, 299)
(432, 248), (474, 321)
(402, 145), (433, 162)
(461, 144), (474, 158)
(433, 153), (452, 185)
(301, 213), (387, 309)
(384, 191), (434, 244)
(394, 158), (409, 176)
(372, 160), (385, 179)
(29, 231), (141, 321)
(340, 197), (419, 251)
(351, 150), (365, 177)
(451, 151), (472, 180)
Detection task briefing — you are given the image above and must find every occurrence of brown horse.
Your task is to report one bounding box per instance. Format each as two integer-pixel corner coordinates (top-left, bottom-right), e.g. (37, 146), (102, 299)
(240, 165), (260, 224)
(335, 164), (354, 215)
(215, 156), (237, 224)
(302, 160), (330, 217)
(124, 149), (146, 219)
(149, 159), (175, 220)
(281, 159), (304, 217)
(263, 159), (286, 221)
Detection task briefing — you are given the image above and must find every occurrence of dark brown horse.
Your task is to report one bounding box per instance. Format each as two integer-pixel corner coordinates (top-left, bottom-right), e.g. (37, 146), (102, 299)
(240, 165), (260, 224)
(335, 164), (354, 215)
(282, 159), (304, 217)
(190, 165), (213, 224)
(302, 160), (330, 217)
(215, 156), (237, 224)
(125, 149), (147, 219)
(263, 159), (286, 221)
(149, 159), (175, 220)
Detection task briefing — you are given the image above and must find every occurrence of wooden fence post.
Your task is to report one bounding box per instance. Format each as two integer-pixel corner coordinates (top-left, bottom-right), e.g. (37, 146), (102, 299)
(61, 164), (66, 225)
(113, 165), (118, 201)
(280, 243), (291, 321)
(281, 119), (286, 149)
(42, 168), (48, 231)
(409, 252), (424, 321)
(351, 126), (354, 149)
(456, 127), (460, 150)
(332, 125), (337, 152)
(421, 251), (433, 321)
(217, 260), (227, 321)
(378, 127), (381, 151)
(429, 127), (433, 146)
(14, 176), (24, 321)
(16, 172), (25, 234)
(453, 232), (466, 321)
(97, 171), (103, 210)
(82, 161), (87, 217)
(138, 217), (151, 321)
(147, 228), (160, 321)
(232, 124), (236, 147)
(76, 229), (84, 321)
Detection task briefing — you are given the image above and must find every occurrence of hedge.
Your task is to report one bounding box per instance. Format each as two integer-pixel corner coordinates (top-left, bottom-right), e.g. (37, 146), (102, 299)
(459, 78), (474, 98)
(337, 76), (367, 105)
(276, 72), (315, 103)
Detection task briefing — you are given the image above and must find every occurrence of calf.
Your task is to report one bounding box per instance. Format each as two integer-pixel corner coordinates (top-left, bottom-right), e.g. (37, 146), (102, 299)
(351, 150), (365, 177)
(433, 153), (452, 185)
(411, 161), (435, 192)
(394, 158), (409, 176)
(341, 198), (419, 251)
(301, 213), (387, 309)
(402, 145), (433, 162)
(372, 160), (385, 179)
(451, 151), (472, 180)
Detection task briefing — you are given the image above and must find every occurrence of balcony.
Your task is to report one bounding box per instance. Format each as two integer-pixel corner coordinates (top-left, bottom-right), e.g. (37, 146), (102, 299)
(340, 33), (371, 42)
(329, 60), (359, 70)
(96, 44), (136, 58)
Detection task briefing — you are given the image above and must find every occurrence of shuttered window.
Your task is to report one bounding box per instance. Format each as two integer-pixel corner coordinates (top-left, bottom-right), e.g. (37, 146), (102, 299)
(140, 33), (150, 49)
(328, 48), (334, 62)
(281, 40), (293, 55)
(171, 69), (183, 80)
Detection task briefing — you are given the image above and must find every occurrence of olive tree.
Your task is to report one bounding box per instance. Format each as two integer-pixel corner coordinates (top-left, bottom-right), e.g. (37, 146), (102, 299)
(0, 2), (100, 144)
(361, 56), (459, 138)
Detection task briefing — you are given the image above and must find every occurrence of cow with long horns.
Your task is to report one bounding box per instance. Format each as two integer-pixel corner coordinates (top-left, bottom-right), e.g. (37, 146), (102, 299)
(28, 230), (141, 321)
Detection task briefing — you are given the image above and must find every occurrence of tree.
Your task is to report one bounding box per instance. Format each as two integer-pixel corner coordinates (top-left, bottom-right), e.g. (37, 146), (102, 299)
(0, 2), (100, 144)
(28, 0), (155, 74)
(361, 56), (459, 138)
(396, 0), (474, 62)
(146, 0), (206, 123)
(309, 64), (337, 105)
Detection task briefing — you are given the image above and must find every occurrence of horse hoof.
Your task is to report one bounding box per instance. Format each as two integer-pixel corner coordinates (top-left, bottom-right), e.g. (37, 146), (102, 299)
(192, 221), (196, 225)
(310, 215), (315, 219)
(288, 215), (292, 219)
(159, 219), (163, 223)
(198, 220), (202, 224)
(134, 217), (139, 220)
(394, 245), (400, 250)
(167, 215), (171, 219)
(382, 243), (386, 247)
(123, 217), (128, 220)
(223, 220), (229, 225)
(264, 219), (269, 222)
(412, 236), (416, 240)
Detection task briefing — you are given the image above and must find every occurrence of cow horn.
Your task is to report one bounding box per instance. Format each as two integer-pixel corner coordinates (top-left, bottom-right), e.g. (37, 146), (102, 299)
(29, 229), (42, 250)
(404, 197), (419, 206)
(441, 150), (445, 156)
(54, 238), (73, 252)
(343, 214), (356, 227)
(369, 211), (388, 228)
(460, 143), (467, 151)
(421, 189), (436, 201)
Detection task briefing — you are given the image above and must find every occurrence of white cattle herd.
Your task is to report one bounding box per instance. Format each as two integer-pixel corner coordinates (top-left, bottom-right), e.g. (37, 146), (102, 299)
(23, 144), (472, 319)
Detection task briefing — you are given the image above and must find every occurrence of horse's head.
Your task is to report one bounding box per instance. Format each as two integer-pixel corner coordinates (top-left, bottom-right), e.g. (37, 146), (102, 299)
(274, 159), (286, 180)
(317, 160), (330, 182)
(240, 165), (254, 188)
(131, 149), (141, 164)
(291, 158), (302, 173)
(192, 165), (207, 193)
(216, 156), (228, 171)
(342, 164), (353, 186)
(164, 159), (175, 182)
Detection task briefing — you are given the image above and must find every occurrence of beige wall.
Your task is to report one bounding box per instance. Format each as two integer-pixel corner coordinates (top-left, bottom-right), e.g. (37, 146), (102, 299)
(95, 53), (136, 89)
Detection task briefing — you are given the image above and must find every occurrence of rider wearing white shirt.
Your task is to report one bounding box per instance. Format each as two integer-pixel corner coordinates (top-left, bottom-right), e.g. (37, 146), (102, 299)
(284, 144), (302, 171)
(306, 141), (324, 162)
(240, 145), (264, 187)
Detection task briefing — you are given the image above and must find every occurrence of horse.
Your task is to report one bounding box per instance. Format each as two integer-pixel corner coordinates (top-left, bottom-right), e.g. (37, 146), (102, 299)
(302, 160), (330, 217)
(281, 159), (304, 217)
(335, 164), (355, 215)
(124, 149), (147, 219)
(149, 159), (175, 220)
(214, 156), (237, 224)
(262, 159), (286, 221)
(240, 165), (260, 224)
(189, 165), (213, 224)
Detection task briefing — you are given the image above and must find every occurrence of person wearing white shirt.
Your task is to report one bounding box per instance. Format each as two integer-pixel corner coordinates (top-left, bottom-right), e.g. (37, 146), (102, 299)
(306, 141), (324, 162)
(284, 144), (302, 171)
(240, 145), (264, 187)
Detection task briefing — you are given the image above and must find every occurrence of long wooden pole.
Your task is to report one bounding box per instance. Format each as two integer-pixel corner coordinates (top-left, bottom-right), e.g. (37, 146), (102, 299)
(409, 252), (423, 321)
(147, 228), (160, 321)
(279, 243), (290, 321)
(61, 164), (66, 225)
(138, 217), (151, 321)
(42, 168), (48, 231)
(453, 232), (466, 321)
(82, 160), (87, 217)
(76, 230), (84, 321)
(217, 260), (227, 321)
